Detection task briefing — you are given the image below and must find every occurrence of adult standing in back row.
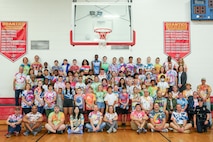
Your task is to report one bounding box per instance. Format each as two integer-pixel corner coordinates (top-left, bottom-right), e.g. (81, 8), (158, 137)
(91, 54), (102, 75)
(13, 66), (26, 106)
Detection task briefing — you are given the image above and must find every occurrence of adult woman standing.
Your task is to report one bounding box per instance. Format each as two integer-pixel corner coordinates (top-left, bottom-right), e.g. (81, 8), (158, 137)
(67, 106), (84, 134)
(44, 84), (57, 118)
(104, 105), (118, 133)
(21, 83), (34, 114)
(177, 65), (187, 92)
(34, 80), (45, 114)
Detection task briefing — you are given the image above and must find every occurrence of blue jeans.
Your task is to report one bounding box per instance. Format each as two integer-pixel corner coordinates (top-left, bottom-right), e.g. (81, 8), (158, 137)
(85, 122), (106, 132)
(37, 106), (44, 114)
(15, 89), (23, 106)
(8, 125), (21, 133)
(204, 102), (212, 125)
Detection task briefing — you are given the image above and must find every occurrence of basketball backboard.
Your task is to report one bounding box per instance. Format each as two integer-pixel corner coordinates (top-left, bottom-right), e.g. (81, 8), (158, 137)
(70, 1), (135, 46)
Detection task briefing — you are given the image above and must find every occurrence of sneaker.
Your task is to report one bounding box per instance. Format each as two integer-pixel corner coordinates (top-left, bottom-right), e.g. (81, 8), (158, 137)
(151, 129), (155, 132)
(137, 129), (142, 134)
(79, 130), (83, 134)
(47, 131), (51, 134)
(56, 130), (63, 134)
(67, 128), (71, 134)
(112, 128), (117, 133)
(168, 127), (173, 131)
(87, 129), (92, 133)
(23, 131), (30, 136)
(5, 133), (11, 138)
(161, 128), (168, 133)
(32, 131), (38, 136)
(107, 128), (112, 134)
(14, 131), (19, 136)
(142, 128), (147, 133)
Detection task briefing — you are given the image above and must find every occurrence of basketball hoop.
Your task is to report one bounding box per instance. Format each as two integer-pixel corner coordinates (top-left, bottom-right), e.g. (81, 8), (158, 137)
(94, 28), (112, 49)
(94, 28), (112, 40)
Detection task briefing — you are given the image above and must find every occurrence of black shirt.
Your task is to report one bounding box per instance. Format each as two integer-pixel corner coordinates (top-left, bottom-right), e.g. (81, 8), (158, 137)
(194, 105), (210, 121)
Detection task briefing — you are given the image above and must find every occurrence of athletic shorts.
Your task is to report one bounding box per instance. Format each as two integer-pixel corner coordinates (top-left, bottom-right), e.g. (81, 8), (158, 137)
(63, 99), (74, 107)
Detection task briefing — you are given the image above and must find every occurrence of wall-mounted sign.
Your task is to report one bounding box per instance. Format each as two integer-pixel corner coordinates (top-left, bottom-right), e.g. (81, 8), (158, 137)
(164, 22), (190, 61)
(0, 21), (27, 62)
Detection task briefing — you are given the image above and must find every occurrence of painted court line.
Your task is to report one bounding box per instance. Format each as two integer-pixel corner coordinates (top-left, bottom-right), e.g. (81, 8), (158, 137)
(158, 132), (171, 142)
(35, 131), (47, 142)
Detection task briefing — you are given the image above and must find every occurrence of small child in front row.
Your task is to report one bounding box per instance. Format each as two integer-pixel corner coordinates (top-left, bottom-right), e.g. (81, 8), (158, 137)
(119, 87), (129, 127)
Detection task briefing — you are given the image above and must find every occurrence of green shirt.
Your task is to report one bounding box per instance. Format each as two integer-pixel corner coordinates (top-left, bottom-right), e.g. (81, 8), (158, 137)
(101, 62), (109, 73)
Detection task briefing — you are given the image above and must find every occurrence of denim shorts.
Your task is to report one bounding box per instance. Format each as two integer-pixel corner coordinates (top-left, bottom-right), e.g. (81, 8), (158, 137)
(96, 102), (105, 109)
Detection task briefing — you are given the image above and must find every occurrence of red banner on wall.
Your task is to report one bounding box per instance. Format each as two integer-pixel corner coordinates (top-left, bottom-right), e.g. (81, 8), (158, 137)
(0, 21), (27, 62)
(164, 22), (190, 61)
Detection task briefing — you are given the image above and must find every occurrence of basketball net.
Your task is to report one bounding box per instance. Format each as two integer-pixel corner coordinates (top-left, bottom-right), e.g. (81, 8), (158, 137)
(94, 28), (112, 49)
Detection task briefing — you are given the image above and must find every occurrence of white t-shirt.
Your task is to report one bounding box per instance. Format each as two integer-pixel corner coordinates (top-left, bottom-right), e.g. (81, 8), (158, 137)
(157, 81), (169, 94)
(104, 93), (118, 105)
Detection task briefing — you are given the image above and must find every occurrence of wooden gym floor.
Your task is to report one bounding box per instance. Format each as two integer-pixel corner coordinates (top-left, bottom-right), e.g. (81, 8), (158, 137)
(1, 124), (213, 142)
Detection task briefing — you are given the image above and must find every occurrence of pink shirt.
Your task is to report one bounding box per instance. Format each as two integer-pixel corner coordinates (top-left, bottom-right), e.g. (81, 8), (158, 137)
(131, 110), (146, 119)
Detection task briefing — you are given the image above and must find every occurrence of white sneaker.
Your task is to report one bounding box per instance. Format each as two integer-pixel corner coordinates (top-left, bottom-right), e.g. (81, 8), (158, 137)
(151, 129), (155, 132)
(112, 128), (117, 133)
(161, 128), (168, 133)
(168, 127), (173, 131)
(107, 128), (112, 133)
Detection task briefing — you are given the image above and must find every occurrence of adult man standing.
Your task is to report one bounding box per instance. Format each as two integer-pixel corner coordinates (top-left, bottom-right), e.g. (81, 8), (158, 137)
(194, 98), (211, 133)
(23, 105), (43, 136)
(13, 66), (26, 106)
(197, 78), (212, 126)
(85, 104), (106, 132)
(170, 104), (192, 133)
(130, 104), (148, 134)
(45, 105), (66, 134)
(91, 54), (102, 75)
(147, 103), (169, 132)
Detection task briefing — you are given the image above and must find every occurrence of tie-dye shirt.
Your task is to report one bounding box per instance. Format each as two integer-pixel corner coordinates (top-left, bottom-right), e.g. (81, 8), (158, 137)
(89, 111), (103, 125)
(131, 110), (146, 119)
(171, 111), (188, 124)
(44, 91), (57, 109)
(149, 110), (165, 124)
(48, 111), (65, 125)
(8, 114), (23, 123)
(21, 90), (34, 108)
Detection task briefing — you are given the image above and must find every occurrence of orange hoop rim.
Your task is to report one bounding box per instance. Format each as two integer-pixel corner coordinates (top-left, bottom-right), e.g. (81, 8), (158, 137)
(94, 28), (112, 34)
(94, 28), (112, 40)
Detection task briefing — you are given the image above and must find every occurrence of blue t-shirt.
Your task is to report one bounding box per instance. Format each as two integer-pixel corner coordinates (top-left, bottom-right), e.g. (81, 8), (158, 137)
(63, 89), (74, 100)
(177, 98), (188, 109)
